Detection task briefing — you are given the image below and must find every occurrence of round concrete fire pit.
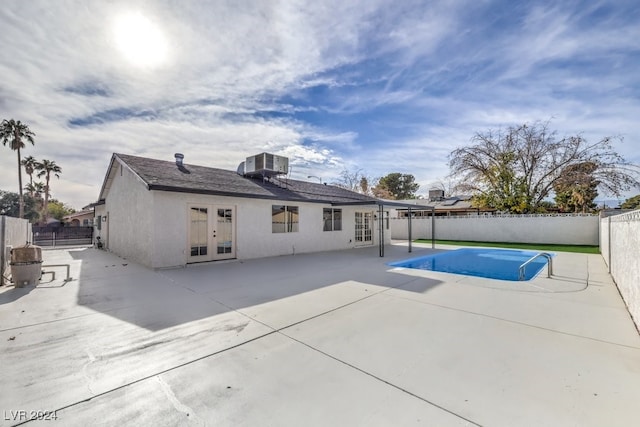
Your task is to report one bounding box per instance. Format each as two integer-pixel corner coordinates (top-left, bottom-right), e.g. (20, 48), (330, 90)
(10, 245), (43, 288)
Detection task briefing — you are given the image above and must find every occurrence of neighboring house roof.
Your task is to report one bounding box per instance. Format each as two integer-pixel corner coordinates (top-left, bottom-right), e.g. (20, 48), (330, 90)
(392, 196), (498, 215)
(63, 210), (94, 221)
(394, 196), (476, 210)
(83, 200), (104, 209)
(99, 153), (385, 206)
(430, 196), (475, 210)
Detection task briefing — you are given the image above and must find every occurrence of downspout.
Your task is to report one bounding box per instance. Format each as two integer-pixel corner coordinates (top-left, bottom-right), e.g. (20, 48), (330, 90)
(106, 211), (110, 250)
(608, 216), (611, 274)
(1, 216), (5, 286)
(379, 204), (384, 257)
(408, 207), (412, 253)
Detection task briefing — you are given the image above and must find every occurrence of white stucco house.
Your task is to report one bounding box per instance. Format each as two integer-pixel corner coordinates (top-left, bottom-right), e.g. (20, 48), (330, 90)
(92, 153), (428, 269)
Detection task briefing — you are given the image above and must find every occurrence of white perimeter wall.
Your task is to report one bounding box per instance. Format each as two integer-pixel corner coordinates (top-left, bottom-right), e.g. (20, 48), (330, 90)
(390, 214), (599, 245)
(1, 216), (32, 285)
(1, 216), (32, 248)
(600, 210), (640, 330)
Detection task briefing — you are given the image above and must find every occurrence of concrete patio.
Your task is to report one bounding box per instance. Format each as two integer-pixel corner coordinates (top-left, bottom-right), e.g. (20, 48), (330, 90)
(1, 243), (639, 426)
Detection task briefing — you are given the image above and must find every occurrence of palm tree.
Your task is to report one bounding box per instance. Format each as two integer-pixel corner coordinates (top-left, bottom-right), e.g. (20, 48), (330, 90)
(24, 181), (46, 222)
(23, 195), (41, 222)
(25, 182), (45, 199)
(36, 159), (62, 223)
(24, 181), (46, 225)
(0, 119), (36, 218)
(21, 155), (38, 194)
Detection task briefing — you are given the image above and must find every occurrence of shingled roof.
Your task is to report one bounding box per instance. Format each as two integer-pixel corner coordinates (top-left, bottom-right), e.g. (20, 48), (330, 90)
(101, 153), (382, 205)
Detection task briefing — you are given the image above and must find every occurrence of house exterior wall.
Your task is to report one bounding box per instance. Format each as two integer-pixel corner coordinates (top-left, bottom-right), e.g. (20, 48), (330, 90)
(600, 211), (640, 330)
(102, 163), (154, 267)
(64, 211), (94, 226)
(94, 204), (109, 248)
(390, 214), (599, 245)
(150, 191), (390, 268)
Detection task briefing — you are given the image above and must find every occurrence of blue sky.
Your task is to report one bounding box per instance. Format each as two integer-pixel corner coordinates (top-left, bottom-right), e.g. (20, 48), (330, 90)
(1, 0), (639, 209)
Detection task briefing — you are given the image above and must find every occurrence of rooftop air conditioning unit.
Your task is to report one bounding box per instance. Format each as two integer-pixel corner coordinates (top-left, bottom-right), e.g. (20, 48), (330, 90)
(244, 153), (289, 178)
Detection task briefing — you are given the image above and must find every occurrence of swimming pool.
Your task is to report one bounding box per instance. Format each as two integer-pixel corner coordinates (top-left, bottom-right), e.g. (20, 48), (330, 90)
(389, 248), (553, 281)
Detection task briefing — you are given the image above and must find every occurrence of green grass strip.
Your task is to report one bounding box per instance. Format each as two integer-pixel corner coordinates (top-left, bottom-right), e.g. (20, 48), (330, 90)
(413, 239), (600, 254)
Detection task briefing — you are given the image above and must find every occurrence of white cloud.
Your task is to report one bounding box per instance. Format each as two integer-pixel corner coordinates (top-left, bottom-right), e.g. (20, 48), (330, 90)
(1, 0), (639, 210)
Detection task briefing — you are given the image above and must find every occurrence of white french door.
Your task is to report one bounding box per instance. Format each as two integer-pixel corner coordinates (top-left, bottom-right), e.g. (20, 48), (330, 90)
(355, 211), (374, 246)
(188, 205), (236, 262)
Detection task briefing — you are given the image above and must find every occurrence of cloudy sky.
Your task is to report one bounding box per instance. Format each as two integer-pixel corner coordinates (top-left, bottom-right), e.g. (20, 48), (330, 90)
(1, 0), (639, 209)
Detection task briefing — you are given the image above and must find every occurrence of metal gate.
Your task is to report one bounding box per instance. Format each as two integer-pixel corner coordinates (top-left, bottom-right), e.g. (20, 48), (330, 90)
(33, 226), (93, 247)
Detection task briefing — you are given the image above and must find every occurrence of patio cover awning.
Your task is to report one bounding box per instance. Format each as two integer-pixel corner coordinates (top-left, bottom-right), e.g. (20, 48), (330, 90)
(331, 200), (435, 257)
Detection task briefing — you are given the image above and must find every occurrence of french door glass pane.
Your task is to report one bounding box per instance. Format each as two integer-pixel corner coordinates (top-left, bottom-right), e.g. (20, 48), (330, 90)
(217, 208), (233, 254)
(190, 207), (208, 256)
(364, 212), (372, 241)
(355, 212), (363, 241)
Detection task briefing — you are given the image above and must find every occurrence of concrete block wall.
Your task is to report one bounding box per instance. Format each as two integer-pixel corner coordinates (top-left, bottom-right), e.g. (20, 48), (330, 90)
(390, 214), (599, 245)
(600, 211), (640, 330)
(0, 216), (33, 286)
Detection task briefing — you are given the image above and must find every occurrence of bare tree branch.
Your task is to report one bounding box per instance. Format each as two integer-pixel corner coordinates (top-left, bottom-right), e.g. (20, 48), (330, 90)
(448, 121), (640, 213)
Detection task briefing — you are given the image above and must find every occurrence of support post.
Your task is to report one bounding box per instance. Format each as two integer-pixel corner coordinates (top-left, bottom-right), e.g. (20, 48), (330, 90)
(1, 216), (5, 286)
(379, 204), (384, 257)
(608, 216), (611, 273)
(408, 207), (412, 253)
(431, 207), (435, 249)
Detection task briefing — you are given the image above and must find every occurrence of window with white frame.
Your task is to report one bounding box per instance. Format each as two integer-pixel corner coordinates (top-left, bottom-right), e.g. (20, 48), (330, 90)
(323, 208), (342, 231)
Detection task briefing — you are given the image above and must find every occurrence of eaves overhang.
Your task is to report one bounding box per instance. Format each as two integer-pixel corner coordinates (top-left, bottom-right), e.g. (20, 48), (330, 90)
(146, 184), (376, 205)
(331, 200), (434, 210)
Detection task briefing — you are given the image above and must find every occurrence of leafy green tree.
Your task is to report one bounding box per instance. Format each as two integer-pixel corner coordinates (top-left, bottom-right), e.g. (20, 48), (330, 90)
(536, 200), (558, 213)
(47, 199), (75, 221)
(1, 119), (36, 218)
(371, 186), (393, 199)
(553, 162), (599, 213)
(620, 195), (640, 210)
(359, 177), (371, 196)
(0, 190), (20, 217)
(448, 121), (640, 213)
(0, 190), (39, 222)
(24, 182), (45, 219)
(36, 159), (62, 223)
(373, 173), (420, 200)
(469, 151), (529, 213)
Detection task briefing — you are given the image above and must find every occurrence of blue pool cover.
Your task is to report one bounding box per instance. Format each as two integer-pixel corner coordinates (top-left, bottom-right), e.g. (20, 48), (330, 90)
(388, 248), (552, 281)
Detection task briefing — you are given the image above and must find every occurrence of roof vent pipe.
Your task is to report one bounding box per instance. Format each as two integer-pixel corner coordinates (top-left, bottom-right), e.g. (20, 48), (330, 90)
(174, 153), (184, 167)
